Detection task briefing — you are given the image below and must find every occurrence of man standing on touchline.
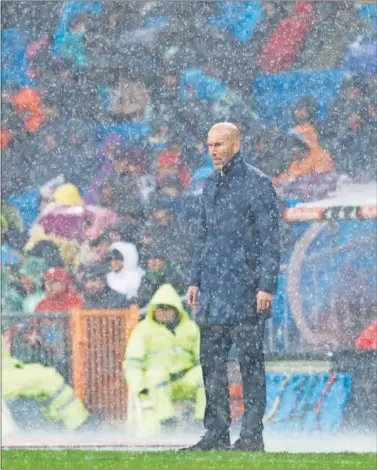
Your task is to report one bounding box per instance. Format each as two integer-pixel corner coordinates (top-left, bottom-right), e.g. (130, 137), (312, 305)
(185, 122), (281, 451)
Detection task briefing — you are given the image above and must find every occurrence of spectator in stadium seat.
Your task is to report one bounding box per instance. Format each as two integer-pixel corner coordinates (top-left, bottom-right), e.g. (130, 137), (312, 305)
(356, 321), (377, 350)
(334, 108), (375, 181)
(1, 201), (27, 251)
(291, 97), (319, 128)
(274, 97), (332, 183)
(107, 75), (150, 122)
(320, 75), (368, 139)
(145, 194), (184, 267)
(28, 240), (65, 270)
(156, 175), (182, 200)
(273, 128), (333, 185)
(19, 256), (48, 314)
(240, 2), (288, 76)
(258, 0), (314, 74)
(138, 225), (155, 269)
(106, 220), (138, 246)
(1, 110), (34, 196)
(36, 267), (83, 312)
(296, 2), (367, 71)
(156, 150), (191, 191)
(24, 227), (81, 274)
(50, 183), (83, 207)
(118, 147), (155, 204)
(1, 265), (24, 315)
(106, 242), (144, 300)
(137, 246), (186, 310)
(12, 87), (44, 133)
(63, 118), (97, 191)
(1, 104), (17, 150)
(101, 147), (147, 220)
(27, 128), (66, 188)
(89, 232), (112, 264)
(246, 126), (288, 179)
(366, 99), (377, 132)
(84, 133), (125, 205)
(82, 263), (128, 310)
(59, 14), (88, 69)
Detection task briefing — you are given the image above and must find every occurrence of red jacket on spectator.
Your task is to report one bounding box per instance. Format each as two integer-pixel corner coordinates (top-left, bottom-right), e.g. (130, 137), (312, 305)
(12, 88), (44, 133)
(156, 150), (191, 190)
(259, 0), (314, 74)
(36, 267), (83, 312)
(1, 129), (13, 149)
(355, 321), (377, 350)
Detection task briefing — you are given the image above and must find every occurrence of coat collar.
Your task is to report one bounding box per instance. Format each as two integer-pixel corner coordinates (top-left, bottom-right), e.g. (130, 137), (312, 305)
(216, 152), (244, 179)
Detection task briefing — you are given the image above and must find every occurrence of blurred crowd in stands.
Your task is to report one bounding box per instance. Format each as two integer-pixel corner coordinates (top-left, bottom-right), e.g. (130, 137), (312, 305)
(2, 1), (376, 317)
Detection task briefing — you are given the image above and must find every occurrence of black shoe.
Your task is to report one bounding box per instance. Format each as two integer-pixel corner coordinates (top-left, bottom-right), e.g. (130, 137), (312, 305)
(231, 437), (265, 452)
(181, 433), (230, 451)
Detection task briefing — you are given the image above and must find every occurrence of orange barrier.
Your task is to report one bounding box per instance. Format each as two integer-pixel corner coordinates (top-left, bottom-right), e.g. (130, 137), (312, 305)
(70, 306), (139, 422)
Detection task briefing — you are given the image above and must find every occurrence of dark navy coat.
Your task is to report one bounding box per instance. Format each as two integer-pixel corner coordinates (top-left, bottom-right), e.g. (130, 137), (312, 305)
(189, 152), (281, 325)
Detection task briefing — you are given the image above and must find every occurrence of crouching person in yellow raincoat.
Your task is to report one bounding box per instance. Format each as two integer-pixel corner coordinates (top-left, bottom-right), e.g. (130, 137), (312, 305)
(2, 336), (90, 434)
(124, 284), (205, 433)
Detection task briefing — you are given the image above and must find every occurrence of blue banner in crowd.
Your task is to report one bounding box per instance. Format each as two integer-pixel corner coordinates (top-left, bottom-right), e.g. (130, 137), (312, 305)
(253, 69), (345, 125)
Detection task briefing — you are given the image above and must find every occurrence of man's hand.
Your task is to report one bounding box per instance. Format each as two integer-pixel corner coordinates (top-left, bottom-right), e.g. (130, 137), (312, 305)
(256, 291), (273, 314)
(187, 286), (199, 309)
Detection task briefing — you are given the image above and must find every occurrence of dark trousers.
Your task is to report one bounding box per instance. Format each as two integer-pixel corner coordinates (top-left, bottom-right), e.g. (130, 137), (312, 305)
(199, 320), (266, 440)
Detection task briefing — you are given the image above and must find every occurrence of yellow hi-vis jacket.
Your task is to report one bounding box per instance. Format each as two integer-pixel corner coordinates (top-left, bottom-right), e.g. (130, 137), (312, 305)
(124, 283), (200, 394)
(2, 335), (89, 430)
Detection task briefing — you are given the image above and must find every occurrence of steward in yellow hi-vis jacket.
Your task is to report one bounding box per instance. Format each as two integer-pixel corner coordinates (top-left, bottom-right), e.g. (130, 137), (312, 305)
(2, 335), (89, 432)
(124, 284), (205, 432)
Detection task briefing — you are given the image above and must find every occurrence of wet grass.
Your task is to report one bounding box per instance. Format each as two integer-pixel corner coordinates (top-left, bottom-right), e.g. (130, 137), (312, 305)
(2, 449), (377, 469)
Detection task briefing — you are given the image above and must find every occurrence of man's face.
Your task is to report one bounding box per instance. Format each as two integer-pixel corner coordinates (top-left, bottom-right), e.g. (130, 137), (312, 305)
(45, 279), (66, 298)
(127, 163), (142, 176)
(99, 186), (114, 206)
(84, 279), (105, 294)
(109, 231), (122, 243)
(154, 306), (177, 323)
(291, 146), (308, 162)
(21, 276), (36, 294)
(164, 75), (177, 87)
(44, 134), (57, 151)
(93, 242), (110, 261)
(345, 85), (361, 100)
(153, 209), (171, 225)
(293, 107), (308, 124)
(113, 159), (129, 174)
(111, 259), (124, 272)
(147, 258), (165, 273)
(207, 129), (240, 171)
(347, 113), (362, 132)
(142, 234), (153, 245)
(161, 186), (180, 198)
(60, 70), (71, 82)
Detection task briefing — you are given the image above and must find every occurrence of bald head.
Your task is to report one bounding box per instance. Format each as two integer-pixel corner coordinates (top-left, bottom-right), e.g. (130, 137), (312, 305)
(207, 122), (241, 171)
(209, 122), (241, 142)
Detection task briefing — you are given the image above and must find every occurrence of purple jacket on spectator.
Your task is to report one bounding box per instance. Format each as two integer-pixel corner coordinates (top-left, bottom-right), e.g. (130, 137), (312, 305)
(84, 133), (124, 205)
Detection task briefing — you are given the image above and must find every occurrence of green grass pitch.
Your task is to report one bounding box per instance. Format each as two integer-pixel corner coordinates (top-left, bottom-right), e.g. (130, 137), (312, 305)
(2, 450), (376, 469)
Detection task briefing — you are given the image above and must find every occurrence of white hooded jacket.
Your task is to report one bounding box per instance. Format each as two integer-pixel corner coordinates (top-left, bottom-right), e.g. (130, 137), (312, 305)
(106, 242), (144, 299)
